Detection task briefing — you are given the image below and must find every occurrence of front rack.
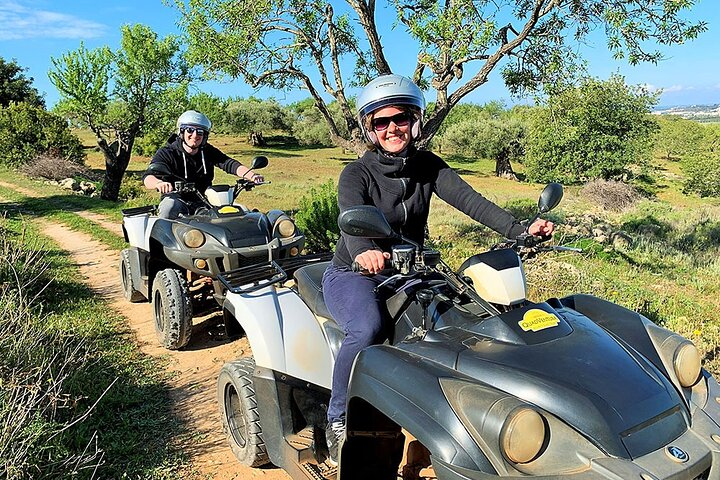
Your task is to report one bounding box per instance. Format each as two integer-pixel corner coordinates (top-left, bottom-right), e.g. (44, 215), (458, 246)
(218, 252), (333, 294)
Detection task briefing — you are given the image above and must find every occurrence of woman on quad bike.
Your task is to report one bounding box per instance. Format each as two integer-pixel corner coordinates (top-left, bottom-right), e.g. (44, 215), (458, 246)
(142, 110), (265, 219)
(320, 74), (554, 464)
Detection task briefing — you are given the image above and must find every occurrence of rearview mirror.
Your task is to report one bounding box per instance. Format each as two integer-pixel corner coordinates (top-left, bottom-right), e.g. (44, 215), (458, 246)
(538, 182), (563, 214)
(338, 206), (395, 239)
(250, 156), (269, 170)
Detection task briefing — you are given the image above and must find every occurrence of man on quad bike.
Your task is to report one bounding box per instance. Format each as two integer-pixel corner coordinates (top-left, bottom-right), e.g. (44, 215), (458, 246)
(320, 74), (555, 464)
(142, 110), (264, 219)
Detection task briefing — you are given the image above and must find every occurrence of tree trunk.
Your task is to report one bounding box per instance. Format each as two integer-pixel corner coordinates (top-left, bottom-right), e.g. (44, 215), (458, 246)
(249, 131), (266, 147)
(99, 140), (132, 201)
(495, 149), (518, 181)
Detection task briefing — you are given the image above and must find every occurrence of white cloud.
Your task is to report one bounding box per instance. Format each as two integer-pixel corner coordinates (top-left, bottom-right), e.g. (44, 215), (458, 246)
(0, 1), (107, 40)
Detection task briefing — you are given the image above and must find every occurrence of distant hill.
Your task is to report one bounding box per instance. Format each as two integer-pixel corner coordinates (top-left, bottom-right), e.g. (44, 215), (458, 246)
(652, 104), (720, 122)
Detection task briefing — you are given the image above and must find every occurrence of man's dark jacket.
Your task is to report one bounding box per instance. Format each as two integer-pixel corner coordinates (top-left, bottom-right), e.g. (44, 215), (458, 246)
(332, 148), (526, 267)
(143, 134), (242, 194)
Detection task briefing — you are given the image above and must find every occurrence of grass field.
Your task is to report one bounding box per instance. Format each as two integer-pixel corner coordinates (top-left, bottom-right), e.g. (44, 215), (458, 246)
(65, 130), (720, 378)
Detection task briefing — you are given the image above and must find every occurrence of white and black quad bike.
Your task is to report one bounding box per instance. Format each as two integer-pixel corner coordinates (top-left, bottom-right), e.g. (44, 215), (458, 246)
(216, 183), (720, 480)
(119, 156), (306, 350)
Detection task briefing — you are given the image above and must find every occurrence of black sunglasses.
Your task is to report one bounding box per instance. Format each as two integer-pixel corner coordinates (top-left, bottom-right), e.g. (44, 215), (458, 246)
(371, 112), (412, 131)
(183, 126), (206, 137)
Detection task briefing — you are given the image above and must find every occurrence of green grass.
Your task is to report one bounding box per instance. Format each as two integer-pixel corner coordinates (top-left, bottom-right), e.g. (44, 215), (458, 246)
(0, 217), (187, 479)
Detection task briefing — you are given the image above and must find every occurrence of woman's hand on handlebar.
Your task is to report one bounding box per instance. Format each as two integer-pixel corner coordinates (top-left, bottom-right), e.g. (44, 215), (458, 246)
(354, 250), (391, 275)
(528, 219), (554, 237)
(156, 181), (173, 194)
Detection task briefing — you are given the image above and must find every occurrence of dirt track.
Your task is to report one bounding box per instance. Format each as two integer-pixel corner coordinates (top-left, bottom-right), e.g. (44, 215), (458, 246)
(42, 222), (279, 479)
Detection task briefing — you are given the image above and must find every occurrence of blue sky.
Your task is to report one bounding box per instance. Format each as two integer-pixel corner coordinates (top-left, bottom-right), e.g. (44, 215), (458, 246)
(1, 0), (718, 109)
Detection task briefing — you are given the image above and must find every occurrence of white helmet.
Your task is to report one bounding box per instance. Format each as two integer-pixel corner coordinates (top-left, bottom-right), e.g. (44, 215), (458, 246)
(356, 74), (426, 145)
(177, 110), (212, 145)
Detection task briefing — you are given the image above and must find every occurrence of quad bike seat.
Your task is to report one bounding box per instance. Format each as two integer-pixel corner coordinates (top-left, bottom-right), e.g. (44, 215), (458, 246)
(293, 261), (334, 322)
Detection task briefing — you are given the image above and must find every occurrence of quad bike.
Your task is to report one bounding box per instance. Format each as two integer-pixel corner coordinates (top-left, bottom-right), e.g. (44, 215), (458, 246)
(119, 156), (306, 350)
(216, 183), (720, 479)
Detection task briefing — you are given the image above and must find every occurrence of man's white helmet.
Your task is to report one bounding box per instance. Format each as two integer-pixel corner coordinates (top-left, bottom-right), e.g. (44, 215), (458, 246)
(177, 110), (212, 132)
(356, 74), (426, 146)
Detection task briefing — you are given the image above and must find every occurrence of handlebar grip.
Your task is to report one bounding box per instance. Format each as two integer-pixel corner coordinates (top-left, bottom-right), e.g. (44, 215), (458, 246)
(351, 262), (365, 273)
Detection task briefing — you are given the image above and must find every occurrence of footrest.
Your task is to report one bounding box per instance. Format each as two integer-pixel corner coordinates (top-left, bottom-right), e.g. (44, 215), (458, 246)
(302, 462), (337, 480)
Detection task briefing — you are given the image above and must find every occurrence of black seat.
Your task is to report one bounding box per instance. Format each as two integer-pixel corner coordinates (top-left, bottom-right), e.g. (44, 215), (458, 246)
(293, 261), (334, 322)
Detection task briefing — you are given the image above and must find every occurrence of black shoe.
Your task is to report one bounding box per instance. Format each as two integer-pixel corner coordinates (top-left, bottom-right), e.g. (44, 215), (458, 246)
(325, 419), (345, 466)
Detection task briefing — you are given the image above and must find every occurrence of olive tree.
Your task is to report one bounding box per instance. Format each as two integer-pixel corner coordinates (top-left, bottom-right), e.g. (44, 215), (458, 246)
(0, 57), (44, 108)
(524, 75), (658, 184)
(174, 0), (705, 155)
(49, 24), (188, 201)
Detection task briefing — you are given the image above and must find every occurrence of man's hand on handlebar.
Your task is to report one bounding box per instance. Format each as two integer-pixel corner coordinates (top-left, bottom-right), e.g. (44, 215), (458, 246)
(353, 250), (391, 275)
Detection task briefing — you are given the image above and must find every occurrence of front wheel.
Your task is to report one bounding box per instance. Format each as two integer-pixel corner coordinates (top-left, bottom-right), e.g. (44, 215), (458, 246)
(152, 268), (193, 349)
(217, 357), (269, 467)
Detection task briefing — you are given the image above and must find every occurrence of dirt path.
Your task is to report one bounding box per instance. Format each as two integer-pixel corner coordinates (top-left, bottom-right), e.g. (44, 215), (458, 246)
(40, 221), (291, 479)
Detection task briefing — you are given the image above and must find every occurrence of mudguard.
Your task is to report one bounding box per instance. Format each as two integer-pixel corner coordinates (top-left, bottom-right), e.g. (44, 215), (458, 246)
(223, 286), (334, 388)
(345, 345), (495, 473)
(124, 246), (150, 298)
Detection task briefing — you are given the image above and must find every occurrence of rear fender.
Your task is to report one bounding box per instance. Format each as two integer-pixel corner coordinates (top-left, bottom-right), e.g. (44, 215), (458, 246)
(343, 345), (494, 476)
(223, 286), (334, 388)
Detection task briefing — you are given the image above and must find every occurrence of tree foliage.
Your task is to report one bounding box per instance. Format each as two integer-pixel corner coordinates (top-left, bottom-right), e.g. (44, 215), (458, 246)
(49, 24), (188, 200)
(434, 102), (525, 178)
(224, 97), (292, 137)
(290, 99), (350, 147)
(524, 75), (658, 184)
(174, 0), (705, 154)
(0, 57), (44, 108)
(681, 124), (720, 197)
(654, 115), (708, 161)
(0, 102), (84, 167)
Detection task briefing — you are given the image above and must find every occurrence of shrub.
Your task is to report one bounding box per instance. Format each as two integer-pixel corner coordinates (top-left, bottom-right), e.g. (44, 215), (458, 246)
(0, 102), (85, 167)
(19, 153), (96, 181)
(118, 173), (147, 201)
(295, 180), (340, 253)
(581, 179), (641, 211)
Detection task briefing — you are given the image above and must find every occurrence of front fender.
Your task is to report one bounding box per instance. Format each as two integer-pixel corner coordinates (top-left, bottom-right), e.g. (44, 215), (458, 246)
(346, 345), (495, 473)
(223, 286), (334, 388)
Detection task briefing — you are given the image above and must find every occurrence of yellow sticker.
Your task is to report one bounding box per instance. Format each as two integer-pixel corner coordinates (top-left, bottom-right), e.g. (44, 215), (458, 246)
(519, 309), (560, 332)
(218, 206), (239, 214)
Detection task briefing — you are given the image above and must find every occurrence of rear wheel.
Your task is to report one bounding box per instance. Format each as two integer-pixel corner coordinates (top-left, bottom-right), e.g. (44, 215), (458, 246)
(152, 268), (193, 349)
(218, 357), (269, 467)
(120, 249), (145, 302)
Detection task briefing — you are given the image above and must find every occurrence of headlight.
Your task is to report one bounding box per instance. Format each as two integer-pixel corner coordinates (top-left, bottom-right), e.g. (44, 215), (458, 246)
(674, 342), (701, 388)
(501, 407), (546, 464)
(275, 218), (296, 238)
(183, 229), (206, 248)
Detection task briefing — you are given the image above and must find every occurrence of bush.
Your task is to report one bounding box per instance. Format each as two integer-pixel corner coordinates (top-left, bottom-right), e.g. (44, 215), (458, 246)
(295, 180), (340, 253)
(0, 102), (85, 167)
(581, 179), (641, 211)
(19, 153), (96, 182)
(118, 173), (147, 201)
